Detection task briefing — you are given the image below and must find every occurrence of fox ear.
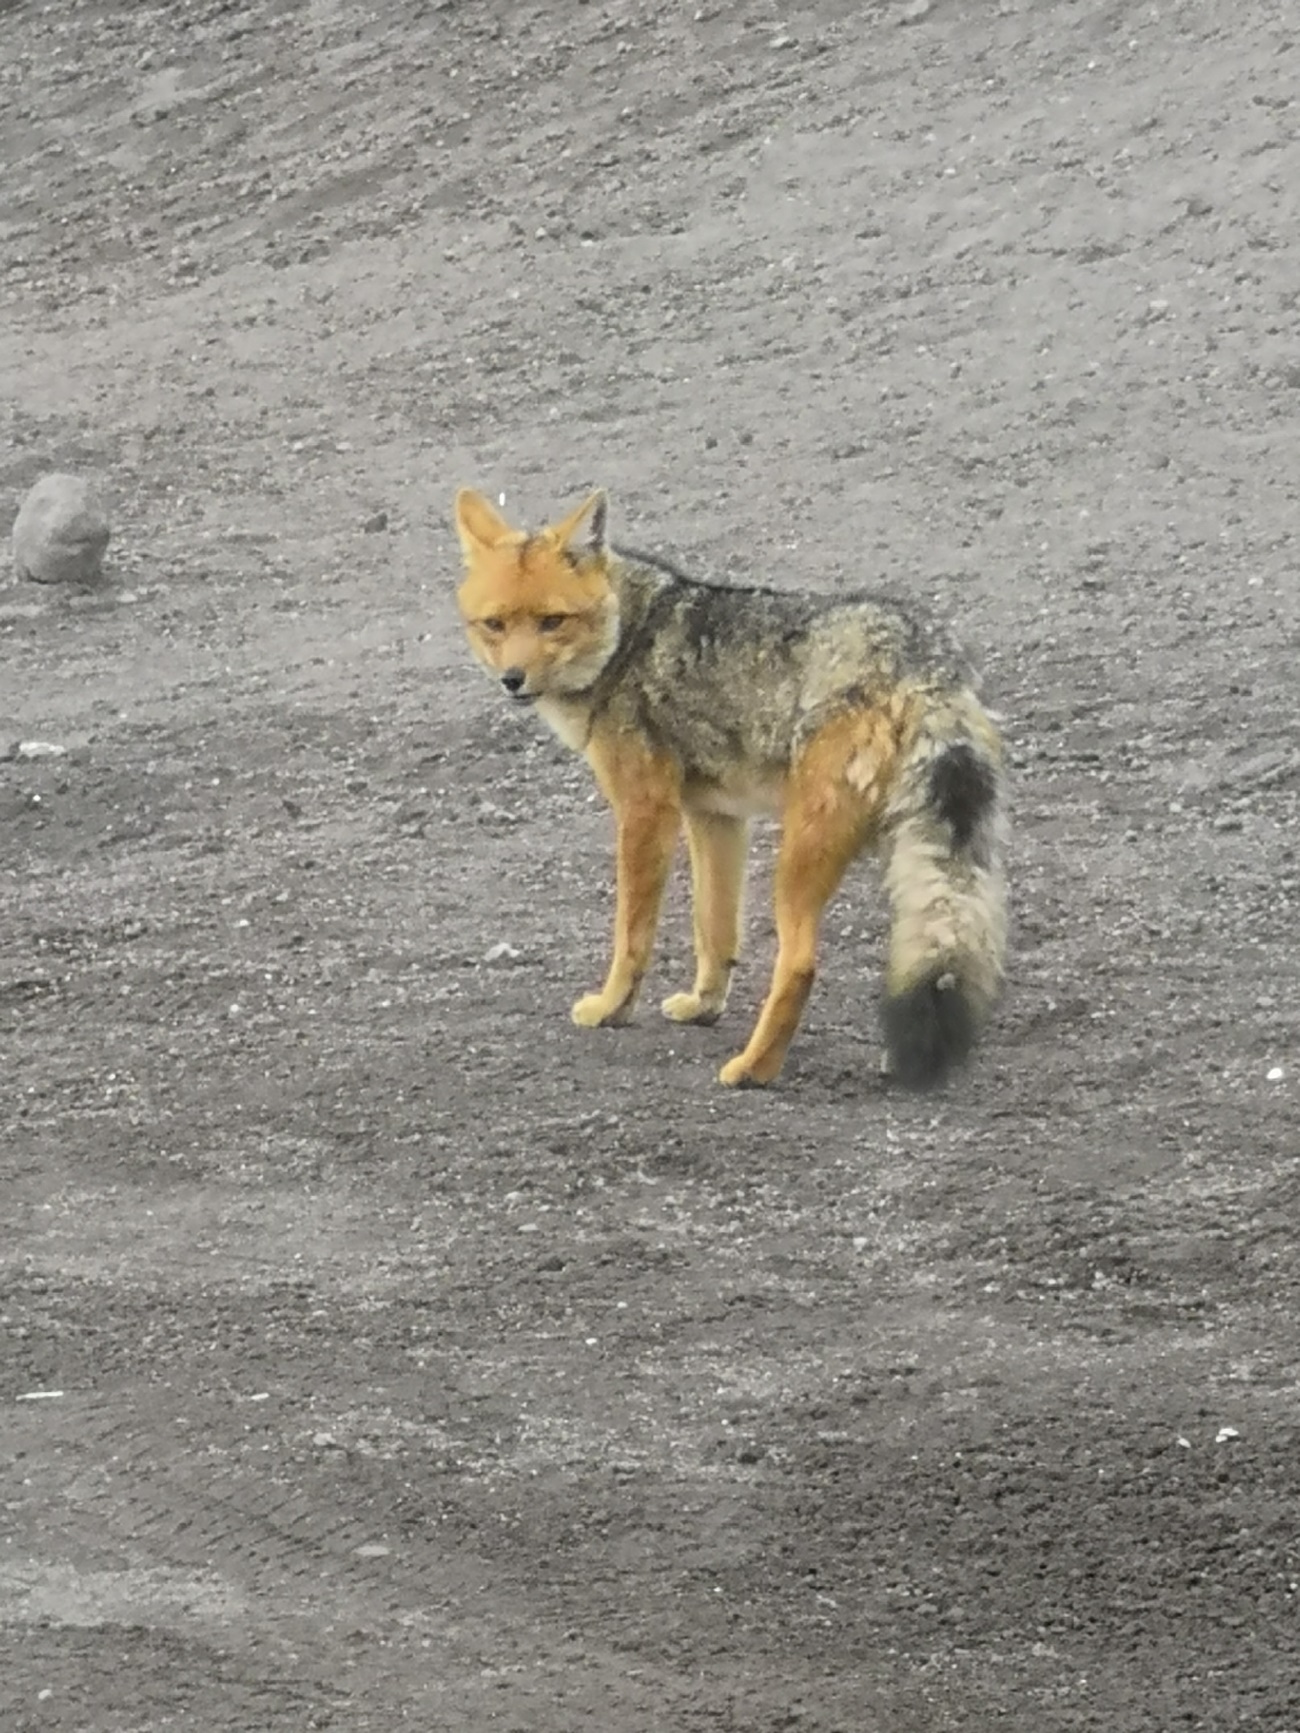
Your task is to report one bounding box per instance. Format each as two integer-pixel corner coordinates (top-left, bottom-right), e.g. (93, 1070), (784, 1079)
(588, 490), (609, 553)
(454, 489), (513, 560)
(553, 489), (609, 557)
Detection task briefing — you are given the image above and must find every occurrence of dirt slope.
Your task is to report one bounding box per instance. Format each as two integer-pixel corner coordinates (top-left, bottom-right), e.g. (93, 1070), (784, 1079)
(3, 1), (1299, 1728)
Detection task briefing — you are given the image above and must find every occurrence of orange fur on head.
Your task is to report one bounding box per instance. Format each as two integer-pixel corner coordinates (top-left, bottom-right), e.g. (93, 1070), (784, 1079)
(453, 489), (618, 699)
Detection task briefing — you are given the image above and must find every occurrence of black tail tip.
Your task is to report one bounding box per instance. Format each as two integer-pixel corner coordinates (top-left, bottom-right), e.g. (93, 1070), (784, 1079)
(881, 972), (978, 1091)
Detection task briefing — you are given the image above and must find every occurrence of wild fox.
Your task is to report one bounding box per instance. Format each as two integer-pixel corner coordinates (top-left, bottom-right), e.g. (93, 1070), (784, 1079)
(453, 487), (1007, 1089)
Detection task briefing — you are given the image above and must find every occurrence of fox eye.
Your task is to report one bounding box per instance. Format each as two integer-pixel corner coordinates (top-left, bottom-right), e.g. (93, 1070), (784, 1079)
(480, 617), (506, 636)
(537, 614), (568, 634)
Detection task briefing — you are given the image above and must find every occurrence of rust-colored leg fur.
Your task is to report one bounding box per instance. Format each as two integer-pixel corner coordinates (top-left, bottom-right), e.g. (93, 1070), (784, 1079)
(663, 808), (749, 1025)
(572, 728), (682, 1027)
(719, 712), (900, 1086)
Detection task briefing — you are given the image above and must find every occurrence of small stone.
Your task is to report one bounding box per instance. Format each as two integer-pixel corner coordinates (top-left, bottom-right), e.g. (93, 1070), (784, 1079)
(898, 0), (933, 19)
(353, 1542), (390, 1559)
(13, 473), (111, 586)
(1267, 1066), (1284, 1082)
(1184, 194), (1213, 218)
(362, 510), (389, 534)
(483, 941), (520, 963)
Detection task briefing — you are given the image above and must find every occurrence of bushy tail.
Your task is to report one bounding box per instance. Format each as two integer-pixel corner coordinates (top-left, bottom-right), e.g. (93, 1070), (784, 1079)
(880, 714), (1007, 1090)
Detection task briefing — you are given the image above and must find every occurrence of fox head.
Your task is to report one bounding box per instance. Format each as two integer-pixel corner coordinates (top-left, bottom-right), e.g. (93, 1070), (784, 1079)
(453, 489), (619, 704)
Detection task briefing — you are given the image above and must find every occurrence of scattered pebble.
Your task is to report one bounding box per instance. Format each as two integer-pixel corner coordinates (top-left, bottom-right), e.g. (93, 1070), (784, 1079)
(483, 941), (521, 963)
(1267, 1066), (1284, 1082)
(12, 473), (111, 587)
(1215, 1425), (1239, 1444)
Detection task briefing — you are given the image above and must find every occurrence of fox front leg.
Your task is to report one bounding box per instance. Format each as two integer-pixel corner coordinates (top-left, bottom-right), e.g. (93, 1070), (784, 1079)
(662, 808), (748, 1026)
(572, 734), (682, 1028)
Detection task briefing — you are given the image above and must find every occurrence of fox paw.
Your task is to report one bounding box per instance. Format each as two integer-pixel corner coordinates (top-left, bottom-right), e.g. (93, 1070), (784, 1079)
(571, 993), (633, 1029)
(661, 990), (724, 1026)
(718, 1052), (779, 1088)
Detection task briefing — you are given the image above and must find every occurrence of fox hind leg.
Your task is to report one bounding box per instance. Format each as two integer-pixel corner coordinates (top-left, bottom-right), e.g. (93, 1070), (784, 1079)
(718, 809), (861, 1086)
(663, 809), (748, 1025)
(718, 714), (894, 1087)
(718, 813), (868, 1087)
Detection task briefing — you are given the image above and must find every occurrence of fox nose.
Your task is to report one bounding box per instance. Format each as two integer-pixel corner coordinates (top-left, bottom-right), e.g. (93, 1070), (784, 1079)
(500, 667), (527, 695)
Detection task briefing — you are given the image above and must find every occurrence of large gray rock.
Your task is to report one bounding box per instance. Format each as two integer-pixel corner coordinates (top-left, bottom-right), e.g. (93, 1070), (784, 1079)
(12, 473), (111, 586)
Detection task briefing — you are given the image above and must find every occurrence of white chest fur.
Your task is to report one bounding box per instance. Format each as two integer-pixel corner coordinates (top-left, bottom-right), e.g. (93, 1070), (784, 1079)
(534, 696), (593, 753)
